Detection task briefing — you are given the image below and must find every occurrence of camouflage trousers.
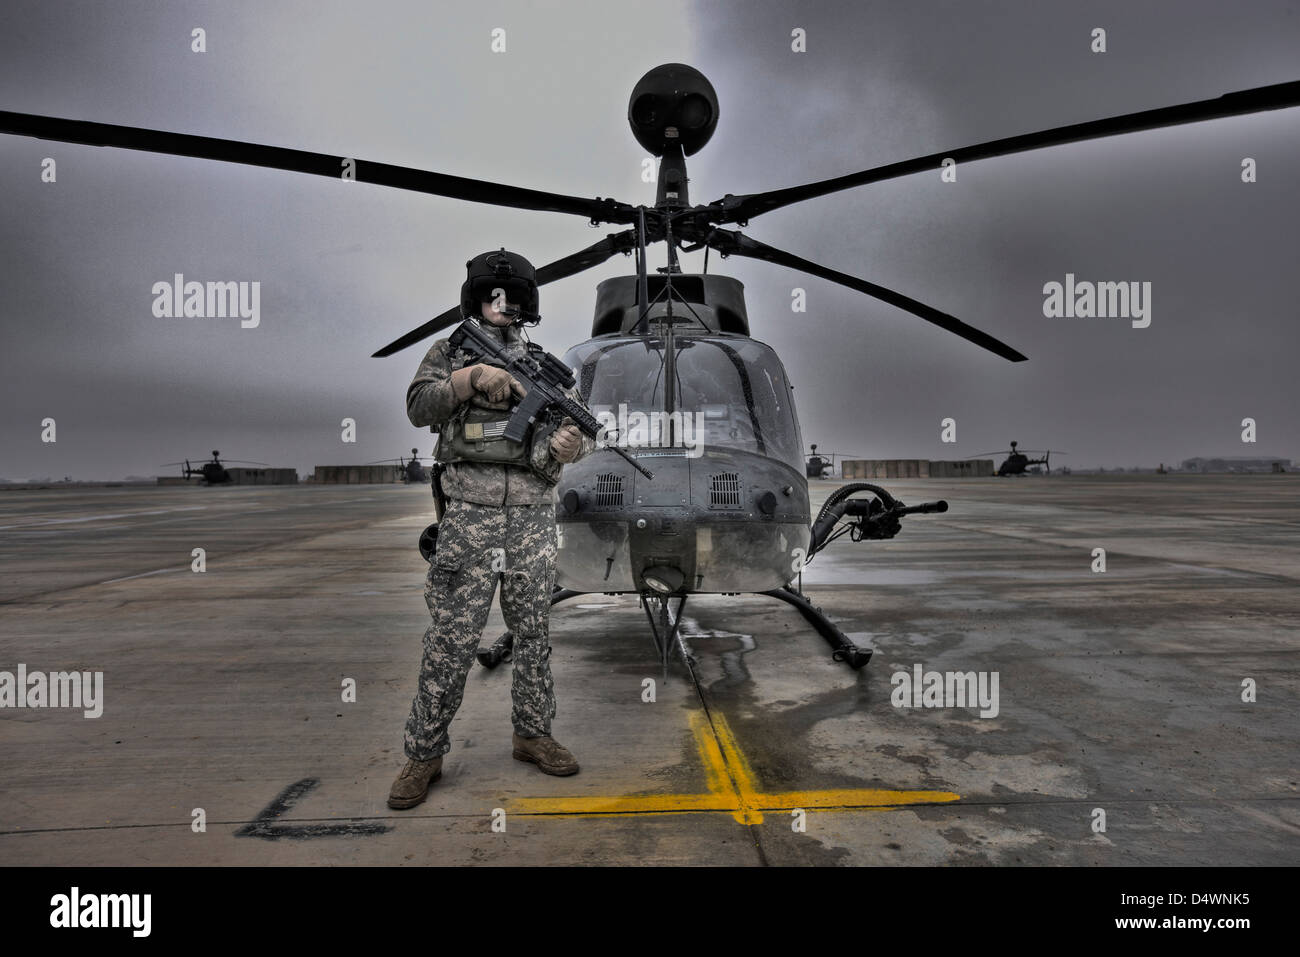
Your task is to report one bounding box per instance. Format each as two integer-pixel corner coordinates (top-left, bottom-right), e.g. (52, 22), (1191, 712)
(403, 497), (558, 761)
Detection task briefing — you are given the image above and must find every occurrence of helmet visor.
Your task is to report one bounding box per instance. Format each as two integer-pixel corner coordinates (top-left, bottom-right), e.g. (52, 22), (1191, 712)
(472, 277), (533, 308)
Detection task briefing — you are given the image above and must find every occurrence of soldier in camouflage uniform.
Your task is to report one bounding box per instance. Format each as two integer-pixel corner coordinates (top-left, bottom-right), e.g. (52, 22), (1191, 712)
(389, 249), (595, 810)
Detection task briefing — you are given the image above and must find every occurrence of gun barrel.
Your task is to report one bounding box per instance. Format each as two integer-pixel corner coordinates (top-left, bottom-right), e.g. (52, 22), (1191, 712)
(605, 443), (654, 480)
(896, 500), (948, 515)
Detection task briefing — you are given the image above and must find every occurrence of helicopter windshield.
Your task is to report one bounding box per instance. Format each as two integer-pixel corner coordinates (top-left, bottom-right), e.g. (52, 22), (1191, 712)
(564, 334), (804, 471)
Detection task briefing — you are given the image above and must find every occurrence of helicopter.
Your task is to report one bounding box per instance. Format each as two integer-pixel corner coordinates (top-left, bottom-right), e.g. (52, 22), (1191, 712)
(6, 64), (1296, 670)
(365, 448), (432, 484)
(160, 451), (270, 485)
(804, 445), (858, 480)
(965, 441), (1068, 476)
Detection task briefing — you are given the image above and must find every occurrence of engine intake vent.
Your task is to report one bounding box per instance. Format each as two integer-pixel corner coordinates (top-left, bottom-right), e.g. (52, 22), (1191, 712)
(594, 473), (624, 508)
(709, 471), (742, 508)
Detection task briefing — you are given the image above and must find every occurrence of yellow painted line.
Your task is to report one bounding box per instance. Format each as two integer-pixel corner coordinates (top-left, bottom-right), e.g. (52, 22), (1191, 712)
(754, 789), (961, 809)
(510, 793), (733, 816)
(690, 711), (735, 801)
(702, 711), (764, 824)
(512, 713), (740, 819)
(507, 709), (960, 822)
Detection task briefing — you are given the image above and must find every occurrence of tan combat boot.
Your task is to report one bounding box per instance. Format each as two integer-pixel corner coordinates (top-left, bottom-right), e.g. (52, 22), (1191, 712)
(387, 756), (442, 809)
(512, 733), (580, 776)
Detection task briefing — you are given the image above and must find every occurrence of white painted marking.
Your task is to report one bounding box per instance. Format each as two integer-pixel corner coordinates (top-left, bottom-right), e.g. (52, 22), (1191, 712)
(100, 567), (186, 585)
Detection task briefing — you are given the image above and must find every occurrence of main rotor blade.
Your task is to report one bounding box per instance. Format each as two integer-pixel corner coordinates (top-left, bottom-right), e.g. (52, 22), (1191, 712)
(371, 305), (462, 359)
(707, 229), (1026, 361)
(0, 110), (637, 224)
(535, 229), (639, 283)
(709, 80), (1300, 223)
(371, 230), (638, 357)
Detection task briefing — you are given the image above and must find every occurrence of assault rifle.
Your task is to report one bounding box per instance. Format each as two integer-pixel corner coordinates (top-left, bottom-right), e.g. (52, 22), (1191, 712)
(448, 319), (654, 480)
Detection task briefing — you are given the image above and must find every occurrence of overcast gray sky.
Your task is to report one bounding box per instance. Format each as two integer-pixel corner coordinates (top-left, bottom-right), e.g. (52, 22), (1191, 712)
(2, 0), (1297, 480)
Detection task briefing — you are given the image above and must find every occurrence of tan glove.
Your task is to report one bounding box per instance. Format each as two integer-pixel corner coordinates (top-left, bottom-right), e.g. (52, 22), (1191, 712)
(450, 364), (525, 404)
(549, 417), (582, 463)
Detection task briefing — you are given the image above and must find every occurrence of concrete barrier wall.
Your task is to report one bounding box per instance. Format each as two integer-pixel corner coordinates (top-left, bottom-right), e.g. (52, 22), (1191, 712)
(227, 468), (298, 485)
(840, 459), (994, 479)
(928, 459), (995, 478)
(841, 459), (929, 479)
(311, 465), (402, 484)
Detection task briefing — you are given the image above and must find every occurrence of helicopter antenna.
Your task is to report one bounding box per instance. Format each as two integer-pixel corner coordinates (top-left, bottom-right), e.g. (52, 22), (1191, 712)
(635, 207), (651, 335)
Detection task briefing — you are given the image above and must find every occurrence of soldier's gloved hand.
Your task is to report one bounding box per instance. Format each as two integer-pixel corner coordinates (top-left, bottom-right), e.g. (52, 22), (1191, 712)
(550, 418), (582, 463)
(473, 366), (524, 404)
(450, 364), (525, 404)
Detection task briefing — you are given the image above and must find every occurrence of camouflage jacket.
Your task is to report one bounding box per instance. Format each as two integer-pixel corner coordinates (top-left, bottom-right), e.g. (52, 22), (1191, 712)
(406, 321), (595, 506)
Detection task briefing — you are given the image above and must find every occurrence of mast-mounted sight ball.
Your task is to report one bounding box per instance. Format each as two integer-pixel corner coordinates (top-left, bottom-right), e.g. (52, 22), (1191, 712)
(628, 63), (718, 157)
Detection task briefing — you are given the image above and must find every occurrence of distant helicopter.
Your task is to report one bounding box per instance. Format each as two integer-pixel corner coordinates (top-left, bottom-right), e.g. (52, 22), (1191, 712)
(804, 444), (857, 480)
(161, 451), (269, 485)
(8, 65), (1295, 670)
(966, 441), (1068, 476)
(365, 448), (431, 484)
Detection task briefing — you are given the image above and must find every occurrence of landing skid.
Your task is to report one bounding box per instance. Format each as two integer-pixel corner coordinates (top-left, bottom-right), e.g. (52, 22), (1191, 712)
(475, 585), (870, 671)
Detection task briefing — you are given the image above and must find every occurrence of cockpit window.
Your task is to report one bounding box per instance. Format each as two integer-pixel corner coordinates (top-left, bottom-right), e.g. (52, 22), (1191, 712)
(565, 335), (803, 470)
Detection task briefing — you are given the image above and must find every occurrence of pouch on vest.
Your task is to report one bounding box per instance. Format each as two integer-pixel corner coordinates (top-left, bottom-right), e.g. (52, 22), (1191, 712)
(437, 401), (533, 466)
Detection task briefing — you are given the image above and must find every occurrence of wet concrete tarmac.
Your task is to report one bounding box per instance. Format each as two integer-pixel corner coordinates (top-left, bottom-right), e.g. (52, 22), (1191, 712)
(0, 475), (1296, 865)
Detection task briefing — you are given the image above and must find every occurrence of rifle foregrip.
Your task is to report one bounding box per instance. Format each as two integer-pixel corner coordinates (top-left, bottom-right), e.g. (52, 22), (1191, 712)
(558, 399), (602, 438)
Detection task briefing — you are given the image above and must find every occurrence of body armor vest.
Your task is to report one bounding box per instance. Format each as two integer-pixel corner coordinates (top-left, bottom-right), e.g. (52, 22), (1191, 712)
(435, 346), (536, 467)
